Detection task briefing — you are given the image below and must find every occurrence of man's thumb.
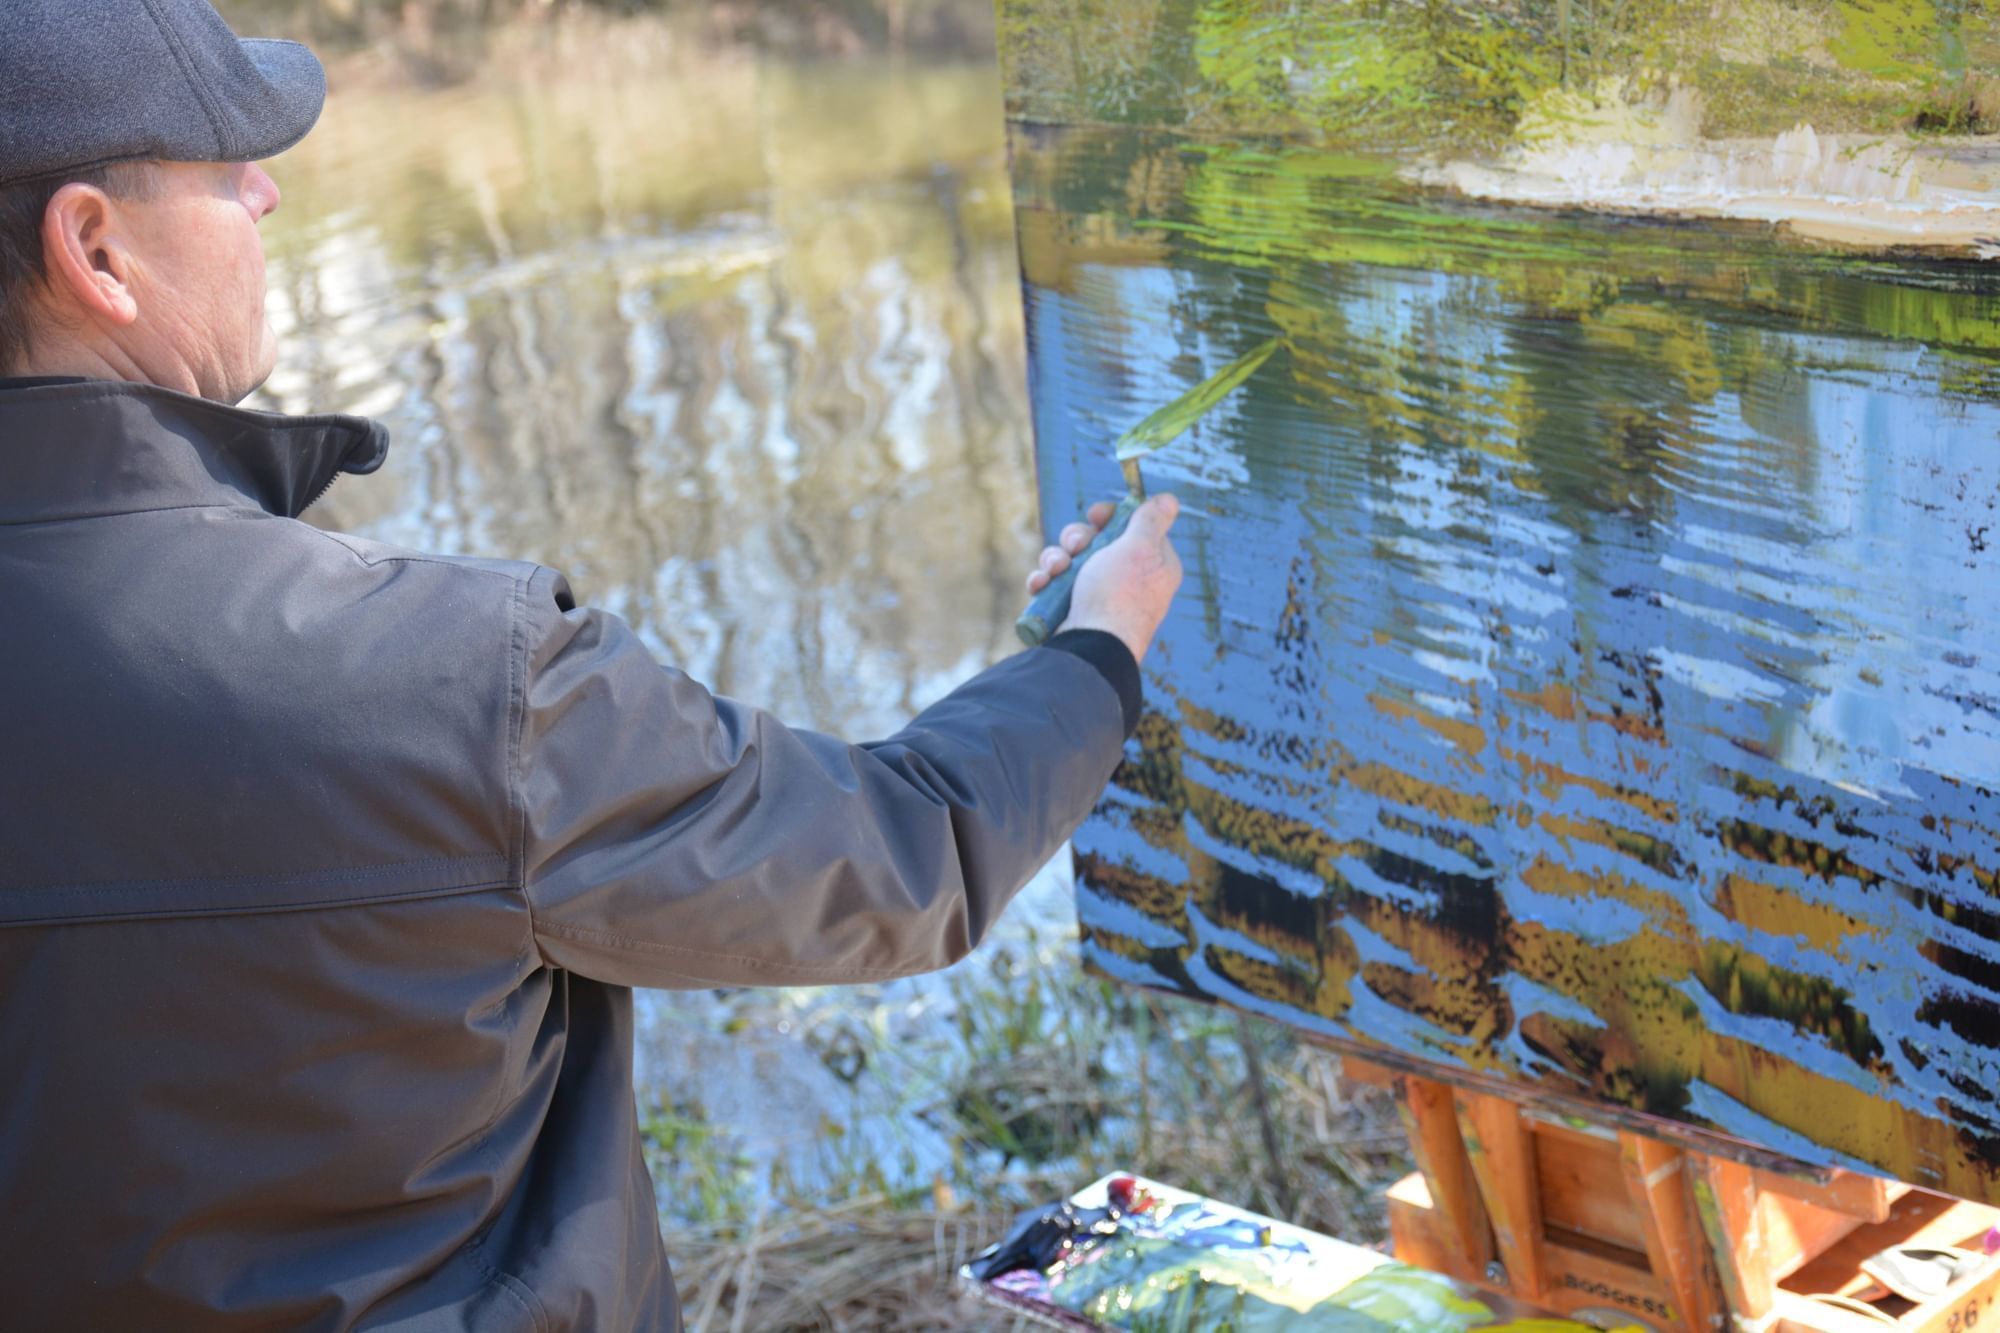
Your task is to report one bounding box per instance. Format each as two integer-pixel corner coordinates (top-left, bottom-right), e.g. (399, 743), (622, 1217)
(1126, 492), (1180, 540)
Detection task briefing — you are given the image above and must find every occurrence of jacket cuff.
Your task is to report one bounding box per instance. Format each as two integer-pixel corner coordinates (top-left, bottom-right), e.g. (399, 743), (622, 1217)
(1043, 629), (1142, 737)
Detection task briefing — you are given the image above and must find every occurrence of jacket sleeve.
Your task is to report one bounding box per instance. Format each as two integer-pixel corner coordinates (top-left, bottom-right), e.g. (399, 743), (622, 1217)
(514, 567), (1132, 989)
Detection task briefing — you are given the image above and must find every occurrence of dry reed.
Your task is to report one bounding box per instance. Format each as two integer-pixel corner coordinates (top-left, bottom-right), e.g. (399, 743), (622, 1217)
(665, 1036), (1407, 1332)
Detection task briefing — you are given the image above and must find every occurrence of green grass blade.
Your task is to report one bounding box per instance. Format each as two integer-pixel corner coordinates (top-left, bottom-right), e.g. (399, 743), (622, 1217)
(1113, 337), (1281, 462)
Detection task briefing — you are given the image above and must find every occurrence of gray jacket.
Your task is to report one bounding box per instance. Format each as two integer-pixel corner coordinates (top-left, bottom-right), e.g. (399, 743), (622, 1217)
(0, 379), (1135, 1330)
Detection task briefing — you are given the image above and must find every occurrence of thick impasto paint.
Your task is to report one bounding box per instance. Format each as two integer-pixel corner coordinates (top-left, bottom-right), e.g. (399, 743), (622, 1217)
(967, 1175), (1605, 1328)
(998, 0), (2000, 1201)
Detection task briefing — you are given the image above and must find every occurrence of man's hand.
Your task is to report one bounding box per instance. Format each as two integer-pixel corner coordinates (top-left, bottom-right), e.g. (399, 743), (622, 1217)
(1023, 494), (1183, 663)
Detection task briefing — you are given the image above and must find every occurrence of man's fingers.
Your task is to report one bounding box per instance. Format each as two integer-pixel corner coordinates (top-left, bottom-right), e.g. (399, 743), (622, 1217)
(1025, 551), (1067, 592)
(1124, 492), (1180, 540)
(1059, 491), (1185, 665)
(1025, 499), (1147, 599)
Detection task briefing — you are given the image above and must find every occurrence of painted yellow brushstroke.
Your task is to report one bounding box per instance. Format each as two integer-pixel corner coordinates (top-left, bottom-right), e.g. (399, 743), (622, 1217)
(1520, 851), (1682, 923)
(1372, 691), (1490, 759)
(1534, 810), (1679, 879)
(1499, 743), (1677, 825)
(1335, 759), (1500, 827)
(1504, 680), (1666, 744)
(1012, 206), (1167, 292)
(1713, 872), (1880, 953)
(1695, 1032), (1982, 1197)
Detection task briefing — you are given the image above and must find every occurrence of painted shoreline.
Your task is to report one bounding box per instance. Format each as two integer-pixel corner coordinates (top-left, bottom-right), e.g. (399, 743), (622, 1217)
(1412, 103), (2000, 253)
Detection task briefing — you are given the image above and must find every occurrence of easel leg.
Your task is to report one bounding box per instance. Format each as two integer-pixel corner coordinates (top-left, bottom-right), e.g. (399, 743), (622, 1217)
(1692, 1155), (1778, 1329)
(1396, 1073), (1498, 1280)
(1620, 1132), (1729, 1332)
(1457, 1090), (1548, 1303)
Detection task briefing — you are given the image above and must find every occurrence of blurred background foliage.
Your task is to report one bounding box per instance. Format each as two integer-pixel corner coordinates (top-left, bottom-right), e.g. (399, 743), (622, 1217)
(999, 0), (2000, 147)
(223, 0), (998, 61)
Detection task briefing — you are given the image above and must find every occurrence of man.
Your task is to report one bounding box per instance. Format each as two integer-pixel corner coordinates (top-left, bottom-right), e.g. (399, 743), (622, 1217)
(0, 2), (1181, 1328)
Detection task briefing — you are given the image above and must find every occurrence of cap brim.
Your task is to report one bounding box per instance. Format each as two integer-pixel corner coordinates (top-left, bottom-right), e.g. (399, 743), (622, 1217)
(235, 38), (327, 162)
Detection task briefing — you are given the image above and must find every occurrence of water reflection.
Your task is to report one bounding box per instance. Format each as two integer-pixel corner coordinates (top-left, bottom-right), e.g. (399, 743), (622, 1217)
(242, 24), (1069, 1217)
(255, 41), (1036, 739)
(1018, 126), (2000, 1202)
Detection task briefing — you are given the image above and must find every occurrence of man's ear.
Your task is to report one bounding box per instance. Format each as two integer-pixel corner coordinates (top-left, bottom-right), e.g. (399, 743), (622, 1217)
(40, 182), (140, 328)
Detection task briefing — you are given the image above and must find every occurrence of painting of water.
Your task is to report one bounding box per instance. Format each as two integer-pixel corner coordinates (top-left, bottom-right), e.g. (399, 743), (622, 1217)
(999, 0), (2000, 1202)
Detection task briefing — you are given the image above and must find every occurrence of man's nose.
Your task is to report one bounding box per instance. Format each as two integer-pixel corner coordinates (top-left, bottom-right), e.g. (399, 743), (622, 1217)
(248, 163), (281, 221)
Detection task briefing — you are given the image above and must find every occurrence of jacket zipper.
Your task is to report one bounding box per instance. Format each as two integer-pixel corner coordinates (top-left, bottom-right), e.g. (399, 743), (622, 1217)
(299, 470), (343, 517)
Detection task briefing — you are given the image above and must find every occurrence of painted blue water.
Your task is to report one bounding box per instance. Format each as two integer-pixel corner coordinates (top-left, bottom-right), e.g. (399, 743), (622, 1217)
(1023, 162), (2000, 1191)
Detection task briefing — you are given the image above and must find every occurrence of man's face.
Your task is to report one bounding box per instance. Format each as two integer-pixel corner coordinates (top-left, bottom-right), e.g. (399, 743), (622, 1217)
(120, 161), (282, 403)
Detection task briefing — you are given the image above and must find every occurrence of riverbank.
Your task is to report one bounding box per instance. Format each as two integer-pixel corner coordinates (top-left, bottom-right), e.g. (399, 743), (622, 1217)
(1413, 83), (2000, 254)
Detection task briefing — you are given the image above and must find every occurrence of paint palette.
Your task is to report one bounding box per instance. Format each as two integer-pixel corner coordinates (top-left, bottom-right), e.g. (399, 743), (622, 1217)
(962, 1173), (1627, 1330)
(999, 1), (2000, 1202)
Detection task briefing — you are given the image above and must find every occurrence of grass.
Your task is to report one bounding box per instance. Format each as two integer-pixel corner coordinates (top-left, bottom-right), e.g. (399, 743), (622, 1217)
(667, 1195), (1019, 1332)
(641, 865), (1410, 1331)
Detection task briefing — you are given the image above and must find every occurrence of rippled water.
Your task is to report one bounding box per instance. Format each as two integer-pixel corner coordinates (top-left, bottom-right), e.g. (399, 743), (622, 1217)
(255, 38), (1036, 739)
(1018, 127), (2000, 1200)
(245, 23), (1090, 1216)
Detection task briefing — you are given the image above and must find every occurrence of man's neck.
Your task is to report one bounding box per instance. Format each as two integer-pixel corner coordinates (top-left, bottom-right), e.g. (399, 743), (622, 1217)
(0, 374), (90, 389)
(12, 337), (154, 389)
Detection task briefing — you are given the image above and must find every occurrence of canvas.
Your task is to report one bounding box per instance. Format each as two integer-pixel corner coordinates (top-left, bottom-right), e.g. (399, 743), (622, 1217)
(998, 0), (2000, 1203)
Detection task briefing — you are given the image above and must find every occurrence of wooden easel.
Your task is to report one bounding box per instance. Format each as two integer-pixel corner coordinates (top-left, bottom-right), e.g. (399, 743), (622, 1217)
(1343, 1058), (2000, 1332)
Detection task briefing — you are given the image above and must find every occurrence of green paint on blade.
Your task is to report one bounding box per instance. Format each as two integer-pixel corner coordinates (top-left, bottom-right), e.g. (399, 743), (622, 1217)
(1114, 337), (1281, 462)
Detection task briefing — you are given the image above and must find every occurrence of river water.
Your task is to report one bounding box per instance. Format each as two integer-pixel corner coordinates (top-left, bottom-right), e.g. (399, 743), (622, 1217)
(244, 18), (1098, 1218)
(256, 38), (1037, 735)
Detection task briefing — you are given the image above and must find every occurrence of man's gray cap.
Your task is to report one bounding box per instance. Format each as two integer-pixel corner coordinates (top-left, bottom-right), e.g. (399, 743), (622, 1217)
(0, 0), (325, 187)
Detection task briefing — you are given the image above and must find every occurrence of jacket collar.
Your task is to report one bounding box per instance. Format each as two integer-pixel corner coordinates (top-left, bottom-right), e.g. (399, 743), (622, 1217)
(0, 378), (388, 524)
